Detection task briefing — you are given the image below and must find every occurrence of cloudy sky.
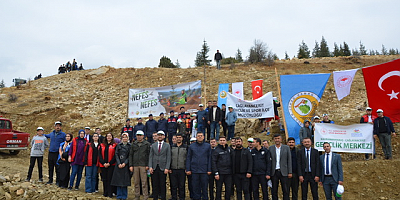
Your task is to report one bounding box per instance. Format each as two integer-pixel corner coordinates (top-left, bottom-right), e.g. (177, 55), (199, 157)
(1, 0), (399, 86)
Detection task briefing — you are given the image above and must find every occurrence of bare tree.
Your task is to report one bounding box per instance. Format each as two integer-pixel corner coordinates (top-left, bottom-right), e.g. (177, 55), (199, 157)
(247, 39), (269, 63)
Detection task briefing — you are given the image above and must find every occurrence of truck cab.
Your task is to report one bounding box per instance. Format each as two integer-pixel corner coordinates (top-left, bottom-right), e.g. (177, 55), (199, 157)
(0, 117), (30, 155)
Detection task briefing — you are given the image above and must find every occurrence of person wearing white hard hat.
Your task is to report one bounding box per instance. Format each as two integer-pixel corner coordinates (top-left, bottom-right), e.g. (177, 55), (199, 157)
(319, 142), (344, 200)
(373, 109), (396, 160)
(26, 127), (49, 182)
(360, 107), (378, 160)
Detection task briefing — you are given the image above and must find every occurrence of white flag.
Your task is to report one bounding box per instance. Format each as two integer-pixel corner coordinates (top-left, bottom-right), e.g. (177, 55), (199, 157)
(333, 69), (358, 101)
(232, 82), (244, 99)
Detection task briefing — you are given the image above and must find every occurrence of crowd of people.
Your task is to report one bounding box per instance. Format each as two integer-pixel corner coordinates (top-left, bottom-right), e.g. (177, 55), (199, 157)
(58, 58), (84, 74)
(24, 103), (396, 200)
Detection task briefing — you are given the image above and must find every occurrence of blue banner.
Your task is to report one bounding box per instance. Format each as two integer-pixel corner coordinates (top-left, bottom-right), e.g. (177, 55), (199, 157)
(218, 83), (230, 108)
(280, 73), (331, 145)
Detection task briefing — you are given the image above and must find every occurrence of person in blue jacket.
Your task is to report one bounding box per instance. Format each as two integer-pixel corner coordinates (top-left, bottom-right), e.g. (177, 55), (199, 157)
(45, 121), (66, 185)
(157, 112), (168, 137)
(145, 114), (158, 143)
(133, 118), (145, 141)
(186, 132), (212, 200)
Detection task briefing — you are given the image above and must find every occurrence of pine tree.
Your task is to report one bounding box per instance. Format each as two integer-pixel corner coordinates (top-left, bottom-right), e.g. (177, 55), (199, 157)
(297, 40), (310, 59)
(359, 41), (367, 55)
(312, 41), (320, 58)
(158, 56), (177, 68)
(175, 59), (181, 68)
(235, 49), (243, 62)
(375, 50), (380, 55)
(369, 49), (376, 55)
(285, 51), (290, 60)
(352, 49), (360, 56)
(194, 40), (211, 67)
(333, 43), (341, 57)
(381, 45), (388, 55)
(341, 42), (351, 56)
(389, 48), (397, 55)
(0, 79), (5, 88)
(319, 36), (330, 57)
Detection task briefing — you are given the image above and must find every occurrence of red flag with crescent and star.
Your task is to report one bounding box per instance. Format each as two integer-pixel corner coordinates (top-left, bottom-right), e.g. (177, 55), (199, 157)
(251, 79), (263, 100)
(362, 59), (400, 122)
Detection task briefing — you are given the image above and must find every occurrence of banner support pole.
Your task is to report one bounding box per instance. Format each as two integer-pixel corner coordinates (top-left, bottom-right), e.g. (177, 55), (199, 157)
(275, 67), (289, 140)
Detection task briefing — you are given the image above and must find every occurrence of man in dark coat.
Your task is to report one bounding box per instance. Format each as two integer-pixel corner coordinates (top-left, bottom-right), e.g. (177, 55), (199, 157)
(212, 136), (233, 200)
(232, 137), (253, 200)
(186, 132), (212, 200)
(145, 114), (158, 143)
(158, 113), (168, 136)
(167, 111), (178, 145)
(208, 101), (222, 140)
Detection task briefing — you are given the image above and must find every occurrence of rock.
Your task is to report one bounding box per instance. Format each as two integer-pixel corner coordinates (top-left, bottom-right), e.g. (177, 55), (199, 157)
(5, 192), (11, 200)
(37, 189), (45, 194)
(16, 188), (24, 195)
(77, 197), (86, 200)
(13, 173), (20, 180)
(20, 182), (30, 189)
(0, 175), (6, 183)
(0, 186), (5, 196)
(9, 185), (21, 193)
(4, 176), (10, 182)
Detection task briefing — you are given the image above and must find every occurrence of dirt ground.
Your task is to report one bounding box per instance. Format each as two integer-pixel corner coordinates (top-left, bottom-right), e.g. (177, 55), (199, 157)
(1, 55), (400, 199)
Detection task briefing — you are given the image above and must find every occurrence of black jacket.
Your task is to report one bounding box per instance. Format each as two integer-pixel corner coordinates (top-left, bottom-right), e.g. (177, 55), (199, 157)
(212, 144), (233, 175)
(231, 147), (253, 174)
(167, 116), (178, 134)
(250, 147), (271, 176)
(297, 147), (321, 178)
(208, 106), (223, 123)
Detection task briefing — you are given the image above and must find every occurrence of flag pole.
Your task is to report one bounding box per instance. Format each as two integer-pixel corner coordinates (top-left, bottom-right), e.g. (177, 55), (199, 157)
(275, 67), (289, 140)
(203, 63), (207, 104)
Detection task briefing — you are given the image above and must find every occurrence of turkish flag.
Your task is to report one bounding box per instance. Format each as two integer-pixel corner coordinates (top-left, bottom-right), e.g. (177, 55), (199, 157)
(251, 79), (263, 100)
(362, 59), (400, 122)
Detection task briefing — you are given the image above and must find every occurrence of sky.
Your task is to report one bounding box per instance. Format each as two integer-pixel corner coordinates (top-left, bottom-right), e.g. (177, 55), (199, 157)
(1, 0), (399, 87)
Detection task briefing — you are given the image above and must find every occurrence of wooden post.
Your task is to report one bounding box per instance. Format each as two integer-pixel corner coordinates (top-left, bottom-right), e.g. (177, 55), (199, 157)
(127, 88), (130, 119)
(203, 64), (207, 104)
(275, 67), (289, 140)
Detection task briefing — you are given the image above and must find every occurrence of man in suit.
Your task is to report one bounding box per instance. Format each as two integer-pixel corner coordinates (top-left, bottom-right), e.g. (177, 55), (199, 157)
(319, 142), (343, 200)
(269, 134), (292, 200)
(298, 137), (320, 200)
(149, 131), (171, 200)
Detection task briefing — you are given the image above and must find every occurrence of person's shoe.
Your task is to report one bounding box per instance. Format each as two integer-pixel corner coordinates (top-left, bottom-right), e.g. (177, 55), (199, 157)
(46, 181), (53, 184)
(373, 155), (377, 159)
(388, 156), (393, 160)
(25, 178), (30, 182)
(365, 155), (370, 160)
(261, 129), (265, 133)
(149, 194), (154, 198)
(56, 182), (60, 187)
(38, 178), (43, 183)
(95, 190), (99, 193)
(74, 187), (79, 190)
(67, 187), (72, 190)
(385, 156), (389, 160)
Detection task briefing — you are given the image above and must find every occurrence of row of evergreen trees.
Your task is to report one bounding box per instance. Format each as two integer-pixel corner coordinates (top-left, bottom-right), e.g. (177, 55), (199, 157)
(159, 37), (399, 68)
(297, 36), (399, 59)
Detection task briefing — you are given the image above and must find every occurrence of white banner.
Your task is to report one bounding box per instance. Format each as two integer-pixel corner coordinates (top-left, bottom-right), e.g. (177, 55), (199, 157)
(232, 82), (244, 100)
(333, 68), (358, 101)
(226, 92), (274, 118)
(128, 81), (202, 118)
(314, 123), (374, 153)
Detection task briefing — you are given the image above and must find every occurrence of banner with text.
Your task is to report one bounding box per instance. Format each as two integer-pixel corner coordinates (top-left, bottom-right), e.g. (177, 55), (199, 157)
(226, 92), (274, 118)
(314, 123), (374, 153)
(128, 80), (202, 118)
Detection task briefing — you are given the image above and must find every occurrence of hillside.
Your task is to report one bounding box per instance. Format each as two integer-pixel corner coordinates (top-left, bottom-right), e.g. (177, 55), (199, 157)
(1, 55), (400, 199)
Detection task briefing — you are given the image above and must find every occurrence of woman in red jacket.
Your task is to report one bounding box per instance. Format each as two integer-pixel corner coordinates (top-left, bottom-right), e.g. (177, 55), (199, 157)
(84, 133), (99, 193)
(99, 133), (117, 198)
